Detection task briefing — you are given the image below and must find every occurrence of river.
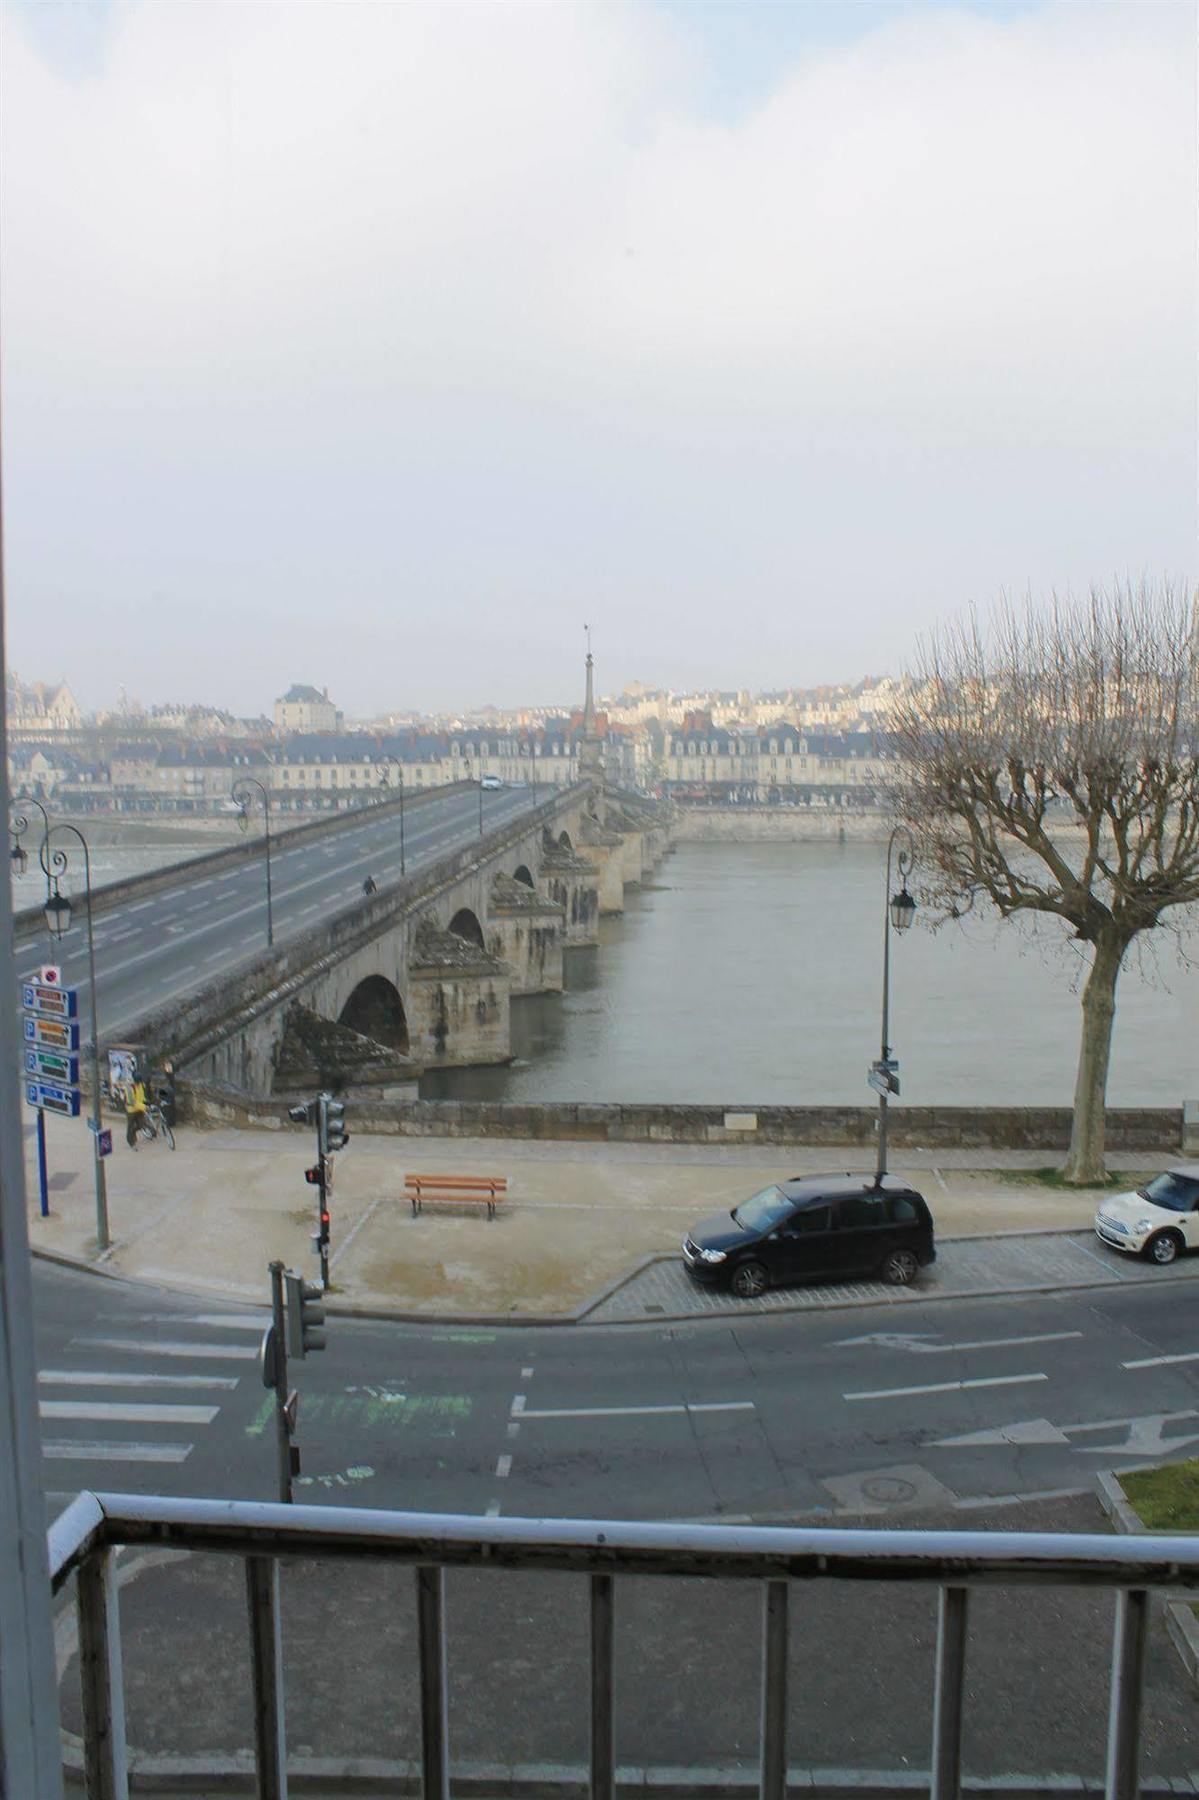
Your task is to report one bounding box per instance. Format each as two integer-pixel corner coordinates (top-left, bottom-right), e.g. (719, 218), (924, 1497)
(422, 841), (1199, 1107)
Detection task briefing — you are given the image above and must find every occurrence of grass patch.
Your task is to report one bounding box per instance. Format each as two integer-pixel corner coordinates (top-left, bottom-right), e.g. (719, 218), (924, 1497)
(1120, 1460), (1199, 1533)
(993, 1166), (1139, 1193)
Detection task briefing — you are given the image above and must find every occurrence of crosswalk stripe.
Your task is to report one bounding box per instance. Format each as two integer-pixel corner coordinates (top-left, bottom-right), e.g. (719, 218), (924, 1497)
(39, 1370), (240, 1390)
(73, 1337), (258, 1361)
(40, 1400), (220, 1424)
(134, 1313), (268, 1331)
(42, 1440), (193, 1464)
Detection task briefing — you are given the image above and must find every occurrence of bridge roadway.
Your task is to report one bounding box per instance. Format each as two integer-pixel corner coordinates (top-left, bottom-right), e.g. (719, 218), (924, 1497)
(16, 784), (541, 1043)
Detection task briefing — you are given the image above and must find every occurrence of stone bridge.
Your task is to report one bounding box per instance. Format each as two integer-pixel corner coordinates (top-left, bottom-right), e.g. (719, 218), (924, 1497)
(129, 783), (673, 1100)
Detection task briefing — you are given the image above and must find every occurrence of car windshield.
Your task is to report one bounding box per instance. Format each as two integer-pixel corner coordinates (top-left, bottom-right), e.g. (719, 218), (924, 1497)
(732, 1185), (793, 1231)
(1138, 1172), (1199, 1213)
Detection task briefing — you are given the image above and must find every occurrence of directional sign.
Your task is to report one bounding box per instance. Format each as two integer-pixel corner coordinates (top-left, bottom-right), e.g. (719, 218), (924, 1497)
(21, 983), (77, 1020)
(24, 1048), (80, 1085)
(23, 1015), (81, 1052)
(25, 1081), (81, 1119)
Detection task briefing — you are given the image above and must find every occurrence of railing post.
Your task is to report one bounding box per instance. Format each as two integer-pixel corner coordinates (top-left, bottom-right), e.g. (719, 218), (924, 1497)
(760, 1578), (789, 1800)
(246, 1555), (288, 1799)
(590, 1572), (615, 1800)
(1106, 1587), (1149, 1800)
(77, 1548), (129, 1800)
(931, 1584), (968, 1800)
(415, 1564), (449, 1800)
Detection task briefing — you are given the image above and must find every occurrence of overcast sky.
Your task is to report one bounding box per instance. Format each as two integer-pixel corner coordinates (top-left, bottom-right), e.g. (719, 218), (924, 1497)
(1, 0), (1194, 717)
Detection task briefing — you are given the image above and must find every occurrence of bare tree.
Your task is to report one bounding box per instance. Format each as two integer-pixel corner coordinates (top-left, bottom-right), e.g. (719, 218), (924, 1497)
(886, 583), (1199, 1184)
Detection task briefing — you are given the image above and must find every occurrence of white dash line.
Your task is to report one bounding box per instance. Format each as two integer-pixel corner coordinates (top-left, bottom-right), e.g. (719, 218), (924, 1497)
(921, 1332), (1082, 1355)
(74, 1337), (258, 1361)
(495, 1454), (512, 1478)
(39, 1400), (219, 1424)
(1121, 1351), (1199, 1370)
(521, 1366), (534, 1379)
(844, 1374), (1049, 1403)
(41, 1440), (194, 1465)
(135, 1313), (268, 1330)
(39, 1370), (239, 1390)
(513, 1401), (755, 1421)
(510, 1395), (526, 1416)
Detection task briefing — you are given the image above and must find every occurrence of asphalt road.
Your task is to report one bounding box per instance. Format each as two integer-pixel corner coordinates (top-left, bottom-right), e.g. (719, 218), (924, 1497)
(35, 1265), (1199, 1780)
(14, 783), (540, 1040)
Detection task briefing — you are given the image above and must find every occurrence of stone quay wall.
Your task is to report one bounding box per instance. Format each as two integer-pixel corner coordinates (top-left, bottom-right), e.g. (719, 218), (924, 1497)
(183, 1086), (1184, 1152)
(672, 807), (894, 843)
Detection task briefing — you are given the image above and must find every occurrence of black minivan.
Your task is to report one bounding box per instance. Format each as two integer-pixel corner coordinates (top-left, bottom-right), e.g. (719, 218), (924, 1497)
(682, 1173), (936, 1298)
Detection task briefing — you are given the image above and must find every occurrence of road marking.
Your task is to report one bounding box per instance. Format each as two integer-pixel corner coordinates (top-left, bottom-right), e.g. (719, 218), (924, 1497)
(330, 1196), (384, 1270)
(486, 1501), (502, 1516)
(844, 1373), (1049, 1402)
(39, 1370), (239, 1390)
(495, 1454), (512, 1478)
(1071, 1237), (1131, 1276)
(1121, 1352), (1199, 1369)
(74, 1337), (258, 1361)
(521, 1366), (534, 1379)
(952, 1485), (1091, 1510)
(40, 1400), (220, 1424)
(512, 1401), (755, 1420)
(933, 1410), (1199, 1454)
(511, 1394), (526, 1415)
(41, 1439), (193, 1464)
(834, 1331), (1081, 1354)
(134, 1312), (268, 1330)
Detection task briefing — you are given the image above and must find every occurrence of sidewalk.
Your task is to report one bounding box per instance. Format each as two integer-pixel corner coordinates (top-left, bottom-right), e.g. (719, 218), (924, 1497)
(22, 1110), (1176, 1320)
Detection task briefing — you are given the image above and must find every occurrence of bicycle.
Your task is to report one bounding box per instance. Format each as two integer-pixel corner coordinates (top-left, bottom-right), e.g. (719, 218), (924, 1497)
(139, 1103), (176, 1151)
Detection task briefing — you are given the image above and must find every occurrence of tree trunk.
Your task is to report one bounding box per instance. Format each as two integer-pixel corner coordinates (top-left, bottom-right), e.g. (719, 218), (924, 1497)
(1061, 929), (1127, 1185)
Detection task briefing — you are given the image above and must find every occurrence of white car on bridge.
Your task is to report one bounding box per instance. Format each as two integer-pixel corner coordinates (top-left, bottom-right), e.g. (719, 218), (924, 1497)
(1094, 1163), (1199, 1264)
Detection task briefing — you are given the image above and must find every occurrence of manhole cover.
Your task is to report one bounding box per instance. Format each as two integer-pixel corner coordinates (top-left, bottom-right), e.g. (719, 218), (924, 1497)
(861, 1476), (917, 1505)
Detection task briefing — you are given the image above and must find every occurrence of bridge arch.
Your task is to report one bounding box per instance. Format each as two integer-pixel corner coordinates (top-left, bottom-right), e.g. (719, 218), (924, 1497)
(338, 975), (409, 1053)
(558, 830), (573, 850)
(448, 907), (485, 948)
(513, 864), (535, 888)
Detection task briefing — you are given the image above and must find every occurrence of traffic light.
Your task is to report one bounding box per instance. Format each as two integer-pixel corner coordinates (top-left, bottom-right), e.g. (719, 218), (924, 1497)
(284, 1269), (326, 1358)
(319, 1094), (348, 1155)
(288, 1101), (316, 1126)
(304, 1166), (321, 1185)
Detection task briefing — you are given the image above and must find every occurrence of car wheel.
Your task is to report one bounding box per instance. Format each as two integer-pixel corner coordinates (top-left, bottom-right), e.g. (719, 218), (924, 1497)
(880, 1247), (919, 1286)
(1146, 1230), (1183, 1266)
(731, 1260), (768, 1300)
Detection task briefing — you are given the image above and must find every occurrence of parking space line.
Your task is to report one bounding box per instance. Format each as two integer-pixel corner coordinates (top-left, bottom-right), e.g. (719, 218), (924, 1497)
(513, 1401), (755, 1420)
(1121, 1351), (1199, 1369)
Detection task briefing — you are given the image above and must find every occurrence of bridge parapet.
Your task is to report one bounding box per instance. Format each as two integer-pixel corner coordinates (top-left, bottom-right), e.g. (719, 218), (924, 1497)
(120, 785), (592, 1096)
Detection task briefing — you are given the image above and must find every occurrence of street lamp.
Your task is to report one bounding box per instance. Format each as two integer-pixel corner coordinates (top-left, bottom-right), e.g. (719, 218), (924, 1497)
(232, 776), (274, 948)
(875, 825), (916, 1182)
(10, 797), (51, 887)
(375, 756), (406, 876)
(40, 823), (111, 1251)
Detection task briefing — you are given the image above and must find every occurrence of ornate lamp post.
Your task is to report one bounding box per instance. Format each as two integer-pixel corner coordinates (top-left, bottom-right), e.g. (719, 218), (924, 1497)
(375, 755), (406, 876)
(39, 823), (111, 1251)
(876, 826), (917, 1182)
(9, 797), (51, 889)
(232, 776), (274, 948)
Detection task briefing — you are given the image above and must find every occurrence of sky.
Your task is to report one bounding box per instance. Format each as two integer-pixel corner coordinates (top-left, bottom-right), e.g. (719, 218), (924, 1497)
(1, 0), (1194, 717)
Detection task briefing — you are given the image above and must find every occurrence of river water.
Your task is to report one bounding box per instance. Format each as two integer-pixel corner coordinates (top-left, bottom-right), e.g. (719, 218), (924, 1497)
(422, 841), (1199, 1107)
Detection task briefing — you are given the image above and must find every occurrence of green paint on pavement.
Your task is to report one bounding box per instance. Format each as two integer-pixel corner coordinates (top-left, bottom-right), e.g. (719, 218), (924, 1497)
(245, 1396), (274, 1438)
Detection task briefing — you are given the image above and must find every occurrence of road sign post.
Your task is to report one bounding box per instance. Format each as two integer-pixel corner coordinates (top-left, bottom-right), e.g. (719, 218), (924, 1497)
(21, 973), (84, 1219)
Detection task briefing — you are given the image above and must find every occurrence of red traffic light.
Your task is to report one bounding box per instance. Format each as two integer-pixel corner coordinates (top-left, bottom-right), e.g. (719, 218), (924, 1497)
(320, 1210), (330, 1228)
(305, 1166), (321, 1185)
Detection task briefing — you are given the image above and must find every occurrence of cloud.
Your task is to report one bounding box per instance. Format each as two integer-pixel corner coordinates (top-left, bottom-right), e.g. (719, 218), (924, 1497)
(1, 1), (1193, 712)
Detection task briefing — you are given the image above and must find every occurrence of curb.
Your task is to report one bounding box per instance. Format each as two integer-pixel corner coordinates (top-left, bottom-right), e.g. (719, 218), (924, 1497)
(61, 1738), (1198, 1798)
(1095, 1470), (1199, 1688)
(31, 1234), (1199, 1330)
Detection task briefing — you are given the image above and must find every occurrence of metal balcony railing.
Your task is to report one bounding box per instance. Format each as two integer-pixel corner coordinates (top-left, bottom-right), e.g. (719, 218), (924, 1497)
(48, 1490), (1199, 1800)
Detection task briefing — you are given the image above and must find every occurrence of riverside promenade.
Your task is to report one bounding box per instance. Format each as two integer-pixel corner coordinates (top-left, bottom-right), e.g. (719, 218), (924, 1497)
(21, 1110), (1186, 1322)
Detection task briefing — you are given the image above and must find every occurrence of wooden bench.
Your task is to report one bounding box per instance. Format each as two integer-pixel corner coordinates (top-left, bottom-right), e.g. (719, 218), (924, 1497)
(404, 1173), (508, 1221)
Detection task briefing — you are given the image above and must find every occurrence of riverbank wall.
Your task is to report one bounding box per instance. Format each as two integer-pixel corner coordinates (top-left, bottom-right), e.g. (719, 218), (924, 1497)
(183, 1084), (1187, 1152)
(672, 807), (892, 842)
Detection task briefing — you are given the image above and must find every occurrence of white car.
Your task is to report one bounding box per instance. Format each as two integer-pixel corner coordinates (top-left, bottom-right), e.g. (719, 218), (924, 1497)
(480, 774), (504, 790)
(1094, 1163), (1199, 1265)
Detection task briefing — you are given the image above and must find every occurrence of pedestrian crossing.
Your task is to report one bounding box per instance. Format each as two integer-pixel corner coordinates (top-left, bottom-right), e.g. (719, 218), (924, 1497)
(39, 1305), (268, 1473)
